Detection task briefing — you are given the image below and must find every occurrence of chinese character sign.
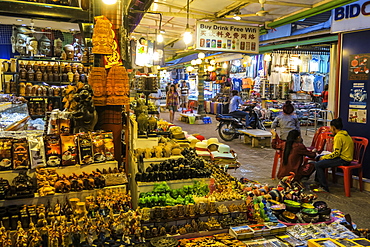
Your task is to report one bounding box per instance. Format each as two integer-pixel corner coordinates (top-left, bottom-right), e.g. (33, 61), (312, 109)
(196, 21), (259, 53)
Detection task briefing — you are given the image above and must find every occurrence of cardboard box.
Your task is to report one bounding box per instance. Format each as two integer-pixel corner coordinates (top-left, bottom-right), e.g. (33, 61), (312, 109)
(229, 225), (254, 240)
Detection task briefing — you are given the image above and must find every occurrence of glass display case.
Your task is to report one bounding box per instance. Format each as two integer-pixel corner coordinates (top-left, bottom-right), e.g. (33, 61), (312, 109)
(0, 103), (30, 131)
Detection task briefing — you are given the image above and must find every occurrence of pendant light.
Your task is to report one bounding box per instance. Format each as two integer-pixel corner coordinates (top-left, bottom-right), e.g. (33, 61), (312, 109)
(183, 0), (192, 45)
(102, 0), (117, 5)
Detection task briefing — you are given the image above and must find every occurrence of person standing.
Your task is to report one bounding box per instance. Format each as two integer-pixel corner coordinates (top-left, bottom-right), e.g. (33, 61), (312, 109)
(313, 118), (354, 192)
(271, 101), (300, 141)
(166, 84), (180, 123)
(229, 90), (252, 128)
(180, 80), (189, 110)
(321, 84), (329, 110)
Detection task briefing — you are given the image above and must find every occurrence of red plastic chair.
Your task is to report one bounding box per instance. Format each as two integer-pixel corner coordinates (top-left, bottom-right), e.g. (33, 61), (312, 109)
(303, 131), (332, 167)
(307, 126), (331, 151)
(271, 134), (284, 179)
(331, 136), (368, 197)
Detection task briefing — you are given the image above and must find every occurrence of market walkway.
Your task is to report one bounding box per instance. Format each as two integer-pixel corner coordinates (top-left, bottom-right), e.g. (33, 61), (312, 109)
(159, 111), (370, 228)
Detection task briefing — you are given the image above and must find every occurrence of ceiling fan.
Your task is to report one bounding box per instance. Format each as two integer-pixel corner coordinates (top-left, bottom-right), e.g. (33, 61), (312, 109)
(225, 0), (270, 18)
(23, 20), (51, 35)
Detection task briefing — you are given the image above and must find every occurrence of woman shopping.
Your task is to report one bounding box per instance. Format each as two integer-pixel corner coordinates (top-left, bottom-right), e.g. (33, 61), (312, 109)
(166, 84), (180, 123)
(271, 101), (300, 141)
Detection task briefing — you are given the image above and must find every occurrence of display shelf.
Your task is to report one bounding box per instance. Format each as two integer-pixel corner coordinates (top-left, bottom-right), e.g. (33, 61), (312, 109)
(137, 178), (211, 194)
(23, 96), (60, 98)
(15, 58), (83, 64)
(0, 160), (118, 182)
(0, 184), (126, 207)
(2, 72), (17, 75)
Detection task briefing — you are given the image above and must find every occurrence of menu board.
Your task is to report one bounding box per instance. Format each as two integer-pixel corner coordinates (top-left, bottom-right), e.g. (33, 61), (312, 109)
(195, 21), (259, 53)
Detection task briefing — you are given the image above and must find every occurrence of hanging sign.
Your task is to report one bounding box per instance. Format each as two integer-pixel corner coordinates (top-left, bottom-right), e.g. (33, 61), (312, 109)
(195, 21), (259, 53)
(331, 0), (370, 33)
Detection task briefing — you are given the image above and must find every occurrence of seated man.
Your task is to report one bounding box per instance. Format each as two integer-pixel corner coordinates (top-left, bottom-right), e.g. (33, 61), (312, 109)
(314, 117), (354, 192)
(229, 90), (252, 128)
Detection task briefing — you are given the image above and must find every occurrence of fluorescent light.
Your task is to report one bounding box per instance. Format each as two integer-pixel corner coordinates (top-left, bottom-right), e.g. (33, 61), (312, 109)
(46, 27), (51, 29)
(157, 34), (164, 43)
(21, 24), (27, 27)
(159, 30), (166, 34)
(233, 15), (241, 20)
(16, 19), (23, 22)
(102, 0), (117, 4)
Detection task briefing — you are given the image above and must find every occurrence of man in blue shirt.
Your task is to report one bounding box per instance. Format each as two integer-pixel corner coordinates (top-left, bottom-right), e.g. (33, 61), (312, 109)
(229, 90), (252, 128)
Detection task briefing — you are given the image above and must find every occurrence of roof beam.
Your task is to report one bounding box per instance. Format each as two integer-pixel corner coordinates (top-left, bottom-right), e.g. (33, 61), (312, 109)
(215, 1), (252, 18)
(213, 18), (263, 25)
(152, 1), (213, 15)
(154, 11), (211, 19)
(239, 0), (312, 8)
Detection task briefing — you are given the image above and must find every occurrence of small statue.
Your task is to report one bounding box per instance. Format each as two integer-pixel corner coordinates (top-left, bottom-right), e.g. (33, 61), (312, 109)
(63, 44), (74, 60)
(27, 36), (38, 57)
(54, 38), (63, 57)
(38, 35), (51, 56)
(11, 26), (29, 55)
(38, 181), (55, 197)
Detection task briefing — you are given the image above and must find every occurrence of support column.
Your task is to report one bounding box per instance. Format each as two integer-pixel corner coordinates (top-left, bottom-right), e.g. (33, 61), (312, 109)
(197, 63), (206, 116)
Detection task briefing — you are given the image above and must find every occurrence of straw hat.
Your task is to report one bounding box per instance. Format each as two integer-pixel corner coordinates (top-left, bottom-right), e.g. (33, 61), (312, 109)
(211, 144), (234, 159)
(195, 142), (210, 156)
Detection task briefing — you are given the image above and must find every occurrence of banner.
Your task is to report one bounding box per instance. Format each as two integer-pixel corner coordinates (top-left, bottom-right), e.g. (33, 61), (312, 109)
(331, 0), (370, 33)
(195, 21), (259, 53)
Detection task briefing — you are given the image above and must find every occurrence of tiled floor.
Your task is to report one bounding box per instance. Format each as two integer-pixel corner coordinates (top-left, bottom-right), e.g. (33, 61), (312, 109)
(158, 111), (370, 228)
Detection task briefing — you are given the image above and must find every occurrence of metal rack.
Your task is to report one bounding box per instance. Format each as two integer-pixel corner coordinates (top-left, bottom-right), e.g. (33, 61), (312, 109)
(305, 109), (333, 134)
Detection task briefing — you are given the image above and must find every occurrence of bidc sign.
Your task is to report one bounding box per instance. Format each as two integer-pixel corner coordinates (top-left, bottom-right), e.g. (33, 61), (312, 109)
(332, 0), (370, 33)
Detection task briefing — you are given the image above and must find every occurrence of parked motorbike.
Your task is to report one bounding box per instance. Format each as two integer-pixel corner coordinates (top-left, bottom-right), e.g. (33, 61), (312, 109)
(216, 106), (266, 141)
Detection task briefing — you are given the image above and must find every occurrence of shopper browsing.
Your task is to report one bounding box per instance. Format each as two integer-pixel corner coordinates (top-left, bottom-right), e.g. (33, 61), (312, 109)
(321, 84), (329, 110)
(229, 90), (252, 128)
(166, 84), (180, 123)
(274, 130), (317, 180)
(271, 101), (300, 141)
(313, 117), (354, 193)
(180, 80), (189, 110)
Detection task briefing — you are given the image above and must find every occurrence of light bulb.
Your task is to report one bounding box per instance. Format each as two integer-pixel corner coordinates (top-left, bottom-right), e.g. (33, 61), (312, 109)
(210, 59), (216, 65)
(191, 60), (197, 66)
(153, 51), (160, 61)
(157, 34), (164, 43)
(223, 62), (228, 69)
(233, 15), (241, 20)
(196, 59), (202, 65)
(102, 0), (117, 4)
(183, 31), (193, 45)
(186, 66), (194, 72)
(198, 52), (205, 59)
(207, 65), (214, 72)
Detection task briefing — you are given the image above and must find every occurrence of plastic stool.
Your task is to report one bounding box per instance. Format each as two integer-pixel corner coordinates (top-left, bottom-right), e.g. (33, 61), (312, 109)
(203, 116), (212, 124)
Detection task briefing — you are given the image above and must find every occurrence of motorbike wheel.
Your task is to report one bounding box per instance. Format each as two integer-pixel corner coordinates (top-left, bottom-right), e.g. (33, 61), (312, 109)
(218, 122), (237, 141)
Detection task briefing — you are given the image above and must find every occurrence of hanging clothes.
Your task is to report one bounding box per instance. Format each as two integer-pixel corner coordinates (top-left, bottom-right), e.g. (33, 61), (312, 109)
(310, 54), (320, 72)
(319, 55), (330, 73)
(313, 74), (324, 94)
(292, 73), (301, 92)
(301, 74), (315, 92)
(300, 54), (312, 72)
(268, 71), (280, 85)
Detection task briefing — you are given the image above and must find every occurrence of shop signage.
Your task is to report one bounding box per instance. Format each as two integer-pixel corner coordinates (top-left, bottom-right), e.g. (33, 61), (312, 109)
(195, 21), (259, 53)
(135, 37), (154, 67)
(331, 0), (370, 33)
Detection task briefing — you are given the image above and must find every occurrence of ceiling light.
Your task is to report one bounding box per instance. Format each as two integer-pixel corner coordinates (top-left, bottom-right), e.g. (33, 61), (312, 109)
(186, 66), (194, 72)
(196, 59), (202, 65)
(159, 29), (166, 34)
(210, 59), (216, 65)
(191, 60), (197, 66)
(198, 52), (205, 59)
(16, 19), (22, 22)
(183, 29), (193, 45)
(223, 62), (228, 69)
(46, 27), (51, 29)
(102, 0), (117, 4)
(21, 24), (27, 27)
(70, 29), (75, 32)
(153, 51), (160, 61)
(233, 14), (241, 20)
(207, 65), (215, 72)
(157, 33), (164, 43)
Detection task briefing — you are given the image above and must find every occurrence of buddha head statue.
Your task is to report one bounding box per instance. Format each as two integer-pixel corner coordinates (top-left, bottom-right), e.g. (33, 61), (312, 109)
(64, 44), (75, 60)
(39, 35), (51, 56)
(11, 26), (30, 55)
(54, 38), (63, 57)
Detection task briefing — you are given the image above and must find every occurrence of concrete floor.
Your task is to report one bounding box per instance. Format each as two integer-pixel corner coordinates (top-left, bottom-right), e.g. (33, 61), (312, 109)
(159, 111), (370, 229)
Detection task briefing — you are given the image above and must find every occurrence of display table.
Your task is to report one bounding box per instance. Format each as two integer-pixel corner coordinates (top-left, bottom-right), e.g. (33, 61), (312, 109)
(180, 113), (201, 123)
(238, 129), (272, 148)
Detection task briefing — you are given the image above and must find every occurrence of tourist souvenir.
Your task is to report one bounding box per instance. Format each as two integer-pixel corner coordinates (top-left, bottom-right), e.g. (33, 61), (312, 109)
(60, 134), (77, 166)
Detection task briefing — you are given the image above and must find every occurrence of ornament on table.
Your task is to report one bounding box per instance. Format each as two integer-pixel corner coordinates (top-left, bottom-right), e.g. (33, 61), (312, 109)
(63, 44), (75, 60)
(38, 35), (51, 56)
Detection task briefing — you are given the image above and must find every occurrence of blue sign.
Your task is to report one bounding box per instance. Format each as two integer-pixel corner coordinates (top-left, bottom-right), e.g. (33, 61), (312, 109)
(349, 81), (367, 108)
